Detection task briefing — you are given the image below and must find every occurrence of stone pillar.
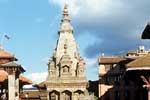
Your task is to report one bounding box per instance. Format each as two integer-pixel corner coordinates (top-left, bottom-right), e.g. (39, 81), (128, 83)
(71, 92), (75, 100)
(8, 74), (15, 100)
(15, 78), (19, 100)
(60, 93), (63, 100)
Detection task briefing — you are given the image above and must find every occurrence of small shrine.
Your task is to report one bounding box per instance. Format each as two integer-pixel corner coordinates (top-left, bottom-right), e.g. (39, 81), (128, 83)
(0, 47), (32, 100)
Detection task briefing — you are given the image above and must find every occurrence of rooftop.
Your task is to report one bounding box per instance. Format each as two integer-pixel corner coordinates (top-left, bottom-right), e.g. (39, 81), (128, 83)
(99, 57), (128, 64)
(0, 48), (15, 59)
(1, 61), (25, 72)
(141, 22), (150, 39)
(0, 70), (32, 84)
(126, 54), (150, 68)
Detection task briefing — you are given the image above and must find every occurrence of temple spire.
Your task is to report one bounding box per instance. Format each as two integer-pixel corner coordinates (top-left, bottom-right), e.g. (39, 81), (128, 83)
(59, 4), (73, 32)
(62, 4), (70, 22)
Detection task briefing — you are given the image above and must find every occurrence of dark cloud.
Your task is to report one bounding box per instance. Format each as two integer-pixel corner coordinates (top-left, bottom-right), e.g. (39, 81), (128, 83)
(71, 0), (150, 58)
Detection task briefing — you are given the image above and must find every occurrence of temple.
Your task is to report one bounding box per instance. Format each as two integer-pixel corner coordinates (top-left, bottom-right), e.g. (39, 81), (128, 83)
(36, 4), (92, 100)
(0, 47), (32, 100)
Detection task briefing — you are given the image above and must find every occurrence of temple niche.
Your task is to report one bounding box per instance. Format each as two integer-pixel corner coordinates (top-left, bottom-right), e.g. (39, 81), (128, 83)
(36, 4), (93, 100)
(48, 58), (56, 78)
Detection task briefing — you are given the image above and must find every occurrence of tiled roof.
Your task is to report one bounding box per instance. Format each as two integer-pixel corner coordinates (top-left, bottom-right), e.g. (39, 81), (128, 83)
(1, 62), (25, 72)
(99, 57), (127, 64)
(19, 75), (32, 84)
(0, 70), (8, 82)
(0, 49), (14, 59)
(126, 54), (150, 68)
(0, 70), (31, 84)
(1, 61), (21, 67)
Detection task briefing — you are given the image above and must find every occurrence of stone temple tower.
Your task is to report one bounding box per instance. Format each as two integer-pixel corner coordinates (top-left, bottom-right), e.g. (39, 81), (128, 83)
(43, 4), (89, 100)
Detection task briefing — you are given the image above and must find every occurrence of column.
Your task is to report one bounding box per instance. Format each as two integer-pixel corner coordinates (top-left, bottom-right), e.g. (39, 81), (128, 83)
(71, 92), (75, 100)
(15, 78), (19, 100)
(8, 74), (15, 100)
(60, 93), (63, 100)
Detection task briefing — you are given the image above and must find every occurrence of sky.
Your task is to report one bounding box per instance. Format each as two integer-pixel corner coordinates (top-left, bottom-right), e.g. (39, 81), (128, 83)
(0, 0), (150, 83)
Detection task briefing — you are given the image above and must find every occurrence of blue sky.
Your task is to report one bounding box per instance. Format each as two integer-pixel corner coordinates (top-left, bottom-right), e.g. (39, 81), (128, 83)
(0, 0), (150, 83)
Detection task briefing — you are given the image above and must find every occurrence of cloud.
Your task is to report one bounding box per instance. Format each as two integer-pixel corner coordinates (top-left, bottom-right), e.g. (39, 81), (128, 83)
(26, 72), (48, 84)
(41, 57), (49, 63)
(84, 57), (97, 67)
(84, 57), (99, 80)
(49, 0), (150, 58)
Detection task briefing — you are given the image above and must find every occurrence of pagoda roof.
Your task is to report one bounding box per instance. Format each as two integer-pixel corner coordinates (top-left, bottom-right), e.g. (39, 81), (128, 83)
(141, 22), (150, 39)
(0, 49), (15, 59)
(99, 57), (128, 64)
(19, 75), (32, 84)
(126, 54), (150, 69)
(1, 62), (25, 72)
(0, 70), (32, 84)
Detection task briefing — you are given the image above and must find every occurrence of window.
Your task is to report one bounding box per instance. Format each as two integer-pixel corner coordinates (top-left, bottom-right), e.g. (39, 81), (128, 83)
(63, 66), (69, 73)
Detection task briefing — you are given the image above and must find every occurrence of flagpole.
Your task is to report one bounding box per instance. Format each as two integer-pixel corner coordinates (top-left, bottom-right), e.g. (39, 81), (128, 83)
(0, 33), (6, 49)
